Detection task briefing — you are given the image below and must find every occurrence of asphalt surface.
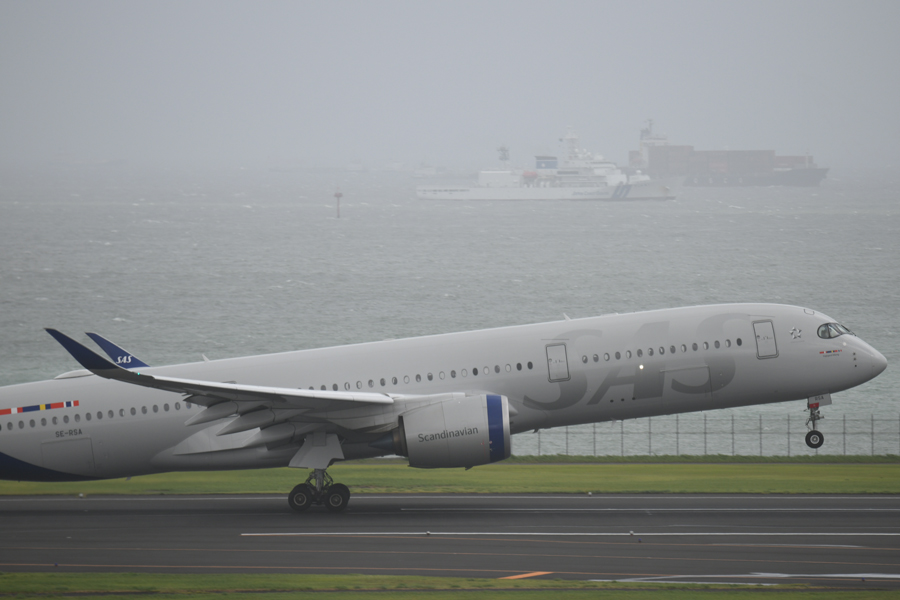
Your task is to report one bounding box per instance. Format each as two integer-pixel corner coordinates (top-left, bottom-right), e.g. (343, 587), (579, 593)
(1, 493), (899, 589)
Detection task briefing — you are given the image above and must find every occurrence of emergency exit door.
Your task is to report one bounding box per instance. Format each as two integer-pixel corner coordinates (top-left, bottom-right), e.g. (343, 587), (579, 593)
(753, 320), (778, 358)
(546, 343), (570, 382)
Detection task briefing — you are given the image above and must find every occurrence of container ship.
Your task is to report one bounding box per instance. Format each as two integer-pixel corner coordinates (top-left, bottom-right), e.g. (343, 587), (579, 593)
(628, 121), (829, 187)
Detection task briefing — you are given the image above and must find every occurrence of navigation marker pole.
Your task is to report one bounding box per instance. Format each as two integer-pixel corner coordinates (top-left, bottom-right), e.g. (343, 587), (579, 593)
(334, 187), (343, 218)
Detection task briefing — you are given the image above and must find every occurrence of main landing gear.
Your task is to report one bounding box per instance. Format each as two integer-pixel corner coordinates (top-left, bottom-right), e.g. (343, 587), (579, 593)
(288, 469), (350, 513)
(805, 404), (825, 449)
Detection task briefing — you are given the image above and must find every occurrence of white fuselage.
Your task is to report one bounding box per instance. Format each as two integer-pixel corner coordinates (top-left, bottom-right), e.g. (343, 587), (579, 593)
(0, 303), (887, 481)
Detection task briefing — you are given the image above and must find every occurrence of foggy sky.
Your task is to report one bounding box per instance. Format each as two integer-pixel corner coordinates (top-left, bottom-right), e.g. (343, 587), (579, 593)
(1, 0), (898, 170)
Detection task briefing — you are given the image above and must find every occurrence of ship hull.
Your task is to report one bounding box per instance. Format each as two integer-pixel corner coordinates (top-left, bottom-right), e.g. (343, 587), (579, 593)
(683, 168), (829, 187)
(417, 181), (673, 201)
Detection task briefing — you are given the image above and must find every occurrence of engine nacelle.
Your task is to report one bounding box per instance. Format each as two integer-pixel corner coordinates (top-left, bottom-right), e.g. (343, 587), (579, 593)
(383, 394), (511, 468)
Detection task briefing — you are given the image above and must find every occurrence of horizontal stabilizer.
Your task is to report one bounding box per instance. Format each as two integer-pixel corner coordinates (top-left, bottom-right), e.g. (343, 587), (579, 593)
(86, 332), (149, 369)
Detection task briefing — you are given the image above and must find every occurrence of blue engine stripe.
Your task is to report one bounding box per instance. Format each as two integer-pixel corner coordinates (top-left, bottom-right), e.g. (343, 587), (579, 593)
(486, 394), (505, 462)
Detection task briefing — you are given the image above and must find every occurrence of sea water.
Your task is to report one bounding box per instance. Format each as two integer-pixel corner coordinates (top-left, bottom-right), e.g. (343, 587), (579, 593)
(1, 165), (897, 455)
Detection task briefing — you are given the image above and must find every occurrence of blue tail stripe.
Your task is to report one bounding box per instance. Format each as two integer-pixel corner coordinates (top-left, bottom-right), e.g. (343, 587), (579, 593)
(486, 394), (505, 462)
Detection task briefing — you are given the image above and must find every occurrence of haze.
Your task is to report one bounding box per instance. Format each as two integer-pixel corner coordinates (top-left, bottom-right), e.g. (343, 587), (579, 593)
(1, 0), (897, 171)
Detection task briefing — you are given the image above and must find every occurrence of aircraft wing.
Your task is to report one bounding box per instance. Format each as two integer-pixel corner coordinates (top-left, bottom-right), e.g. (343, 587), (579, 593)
(45, 329), (394, 411)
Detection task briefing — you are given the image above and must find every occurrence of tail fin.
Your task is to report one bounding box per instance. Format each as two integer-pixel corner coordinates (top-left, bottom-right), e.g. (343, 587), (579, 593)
(85, 332), (150, 368)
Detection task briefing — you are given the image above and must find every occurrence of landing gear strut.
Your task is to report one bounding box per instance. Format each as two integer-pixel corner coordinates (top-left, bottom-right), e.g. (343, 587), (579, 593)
(805, 405), (825, 449)
(288, 469), (350, 513)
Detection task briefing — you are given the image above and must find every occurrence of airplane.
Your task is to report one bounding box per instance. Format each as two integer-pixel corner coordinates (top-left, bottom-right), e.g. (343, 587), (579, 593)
(0, 303), (887, 512)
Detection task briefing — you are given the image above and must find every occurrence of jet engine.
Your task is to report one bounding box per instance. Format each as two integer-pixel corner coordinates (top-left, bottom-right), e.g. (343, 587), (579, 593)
(373, 394), (511, 468)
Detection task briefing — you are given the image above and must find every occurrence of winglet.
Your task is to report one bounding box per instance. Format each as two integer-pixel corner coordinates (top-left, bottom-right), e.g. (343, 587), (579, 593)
(45, 329), (140, 380)
(85, 332), (149, 368)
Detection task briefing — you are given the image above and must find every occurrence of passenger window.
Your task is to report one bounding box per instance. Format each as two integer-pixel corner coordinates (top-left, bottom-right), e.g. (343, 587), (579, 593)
(41, 418), (46, 426)
(528, 362), (533, 369)
(715, 341), (720, 349)
(505, 365), (510, 373)
(626, 350), (632, 359)
(440, 371), (446, 379)
(637, 349), (643, 358)
(462, 369), (468, 377)
(593, 354), (599, 363)
(494, 365), (500, 374)
(416, 374), (422, 382)
(648, 348), (654, 356)
(428, 373), (433, 381)
(703, 342), (709, 350)
(29, 419), (35, 428)
(85, 413), (91, 421)
(737, 338), (742, 346)
(141, 407), (147, 414)
(473, 368), (479, 376)
(659, 347), (665, 355)
(516, 363), (522, 371)
(692, 343), (698, 351)
(404, 376), (410, 383)
(368, 380), (374, 388)
(604, 353), (610, 361)
(725, 340), (732, 348)
(392, 377), (398, 385)
(64, 415), (70, 423)
(153, 405), (159, 413)
(451, 370), (457, 378)
(615, 352), (621, 360)
(380, 378), (386, 386)
(582, 355), (588, 364)
(670, 345), (676, 354)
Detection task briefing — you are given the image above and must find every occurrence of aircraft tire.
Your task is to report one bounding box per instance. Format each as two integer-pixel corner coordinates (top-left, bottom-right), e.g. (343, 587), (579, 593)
(805, 430), (824, 449)
(288, 483), (315, 512)
(324, 483), (350, 513)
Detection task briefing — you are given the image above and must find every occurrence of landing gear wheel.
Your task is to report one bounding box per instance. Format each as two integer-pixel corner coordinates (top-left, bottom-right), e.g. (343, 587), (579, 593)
(324, 483), (350, 513)
(805, 430), (824, 449)
(288, 483), (314, 512)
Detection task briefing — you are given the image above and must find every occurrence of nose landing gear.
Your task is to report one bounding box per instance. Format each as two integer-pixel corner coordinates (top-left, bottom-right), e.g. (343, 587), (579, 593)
(288, 469), (351, 513)
(805, 401), (825, 449)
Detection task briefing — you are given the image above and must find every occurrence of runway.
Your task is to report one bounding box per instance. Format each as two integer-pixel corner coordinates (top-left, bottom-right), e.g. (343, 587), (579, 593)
(1, 493), (899, 589)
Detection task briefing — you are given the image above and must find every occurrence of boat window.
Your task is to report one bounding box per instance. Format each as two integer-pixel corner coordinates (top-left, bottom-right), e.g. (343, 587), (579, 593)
(818, 323), (855, 339)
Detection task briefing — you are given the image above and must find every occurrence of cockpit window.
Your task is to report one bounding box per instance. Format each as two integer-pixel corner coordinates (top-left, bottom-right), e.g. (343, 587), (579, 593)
(817, 323), (855, 339)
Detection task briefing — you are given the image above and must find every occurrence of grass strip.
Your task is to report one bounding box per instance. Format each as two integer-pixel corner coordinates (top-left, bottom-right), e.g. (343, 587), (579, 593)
(0, 572), (865, 598)
(1, 460), (899, 495)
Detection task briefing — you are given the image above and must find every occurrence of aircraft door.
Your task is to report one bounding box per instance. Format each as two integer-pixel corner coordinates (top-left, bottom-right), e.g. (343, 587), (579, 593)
(546, 343), (570, 382)
(753, 320), (778, 358)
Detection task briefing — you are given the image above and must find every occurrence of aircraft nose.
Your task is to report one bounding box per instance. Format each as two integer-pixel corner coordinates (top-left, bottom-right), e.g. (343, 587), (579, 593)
(871, 348), (888, 376)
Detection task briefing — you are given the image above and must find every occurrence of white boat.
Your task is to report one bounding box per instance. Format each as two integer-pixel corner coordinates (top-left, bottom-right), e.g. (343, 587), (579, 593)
(417, 131), (674, 201)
